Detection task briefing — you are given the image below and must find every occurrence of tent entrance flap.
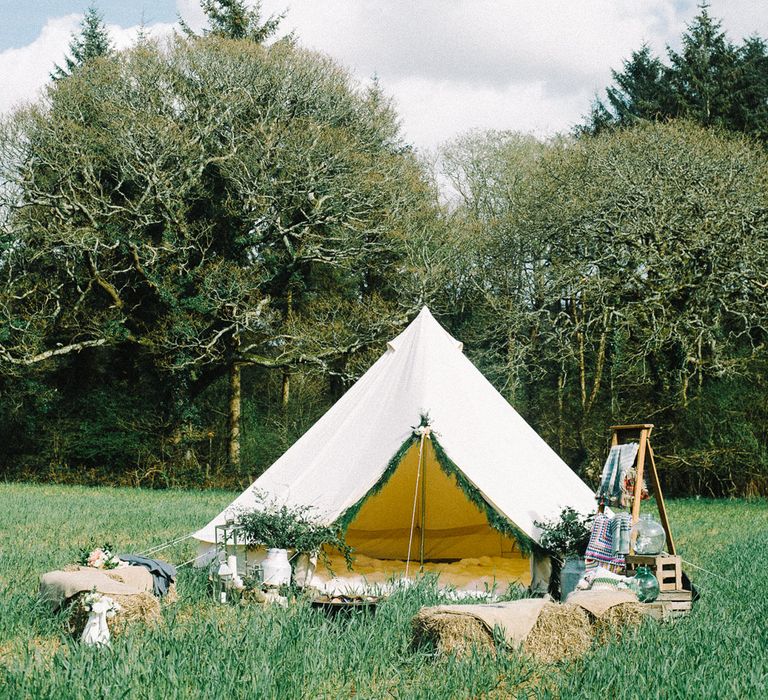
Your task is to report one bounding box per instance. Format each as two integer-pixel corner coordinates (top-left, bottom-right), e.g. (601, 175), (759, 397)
(344, 440), (525, 561)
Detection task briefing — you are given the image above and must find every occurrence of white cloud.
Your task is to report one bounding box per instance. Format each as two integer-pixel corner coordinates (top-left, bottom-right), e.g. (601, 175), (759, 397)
(0, 15), (176, 115)
(252, 0), (768, 149)
(0, 15), (79, 114)
(176, 0), (208, 33)
(3, 1), (768, 150)
(387, 77), (588, 151)
(249, 0), (692, 147)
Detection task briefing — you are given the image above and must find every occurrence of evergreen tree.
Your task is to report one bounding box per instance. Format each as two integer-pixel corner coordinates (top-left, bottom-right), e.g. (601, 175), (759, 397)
(182, 0), (285, 42)
(582, 4), (768, 144)
(731, 36), (768, 142)
(51, 4), (113, 80)
(588, 45), (674, 133)
(666, 6), (738, 127)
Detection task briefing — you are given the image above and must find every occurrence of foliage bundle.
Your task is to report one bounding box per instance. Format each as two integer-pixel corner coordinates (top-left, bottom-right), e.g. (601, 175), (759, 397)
(235, 491), (352, 566)
(534, 507), (594, 558)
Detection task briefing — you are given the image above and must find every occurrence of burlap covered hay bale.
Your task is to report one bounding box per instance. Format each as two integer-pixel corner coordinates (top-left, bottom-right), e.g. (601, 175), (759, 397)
(522, 603), (593, 664)
(412, 609), (495, 657)
(592, 602), (646, 644)
(67, 591), (162, 639)
(412, 602), (594, 663)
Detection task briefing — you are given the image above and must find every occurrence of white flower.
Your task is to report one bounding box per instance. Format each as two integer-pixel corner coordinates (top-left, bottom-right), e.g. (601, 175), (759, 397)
(91, 600), (109, 614)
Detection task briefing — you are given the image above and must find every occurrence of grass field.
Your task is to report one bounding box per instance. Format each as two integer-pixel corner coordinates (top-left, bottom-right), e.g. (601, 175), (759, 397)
(0, 483), (766, 699)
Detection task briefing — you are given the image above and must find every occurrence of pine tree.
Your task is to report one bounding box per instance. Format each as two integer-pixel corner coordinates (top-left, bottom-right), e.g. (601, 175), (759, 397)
(586, 45), (674, 134)
(581, 3), (768, 144)
(181, 0), (284, 42)
(730, 36), (768, 142)
(52, 4), (113, 80)
(667, 6), (738, 127)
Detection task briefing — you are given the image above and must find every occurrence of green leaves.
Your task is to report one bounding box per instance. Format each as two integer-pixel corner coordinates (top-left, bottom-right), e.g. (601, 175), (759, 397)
(534, 507), (594, 558)
(51, 5), (114, 82)
(235, 490), (353, 566)
(437, 121), (768, 494)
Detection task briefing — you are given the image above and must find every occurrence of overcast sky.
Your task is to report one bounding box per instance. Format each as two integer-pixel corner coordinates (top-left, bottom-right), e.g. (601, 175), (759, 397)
(2, 1), (767, 151)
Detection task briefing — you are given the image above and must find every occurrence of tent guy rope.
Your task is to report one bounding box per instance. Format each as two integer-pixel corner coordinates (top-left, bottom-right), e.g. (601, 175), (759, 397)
(139, 532), (195, 557)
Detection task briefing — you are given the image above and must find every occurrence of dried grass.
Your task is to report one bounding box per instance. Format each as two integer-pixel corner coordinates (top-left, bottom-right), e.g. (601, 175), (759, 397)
(412, 602), (595, 663)
(163, 582), (178, 605)
(592, 602), (647, 644)
(413, 600), (644, 664)
(522, 603), (593, 664)
(411, 610), (495, 657)
(67, 591), (162, 639)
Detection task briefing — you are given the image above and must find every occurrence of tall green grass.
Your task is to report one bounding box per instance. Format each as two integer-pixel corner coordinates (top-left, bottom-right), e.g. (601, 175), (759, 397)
(0, 484), (765, 699)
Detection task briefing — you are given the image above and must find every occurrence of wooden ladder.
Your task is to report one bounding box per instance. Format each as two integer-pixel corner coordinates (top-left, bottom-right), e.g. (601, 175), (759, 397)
(607, 423), (676, 556)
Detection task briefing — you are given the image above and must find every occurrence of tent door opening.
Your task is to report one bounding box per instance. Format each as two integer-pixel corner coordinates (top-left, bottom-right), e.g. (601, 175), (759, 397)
(343, 438), (525, 564)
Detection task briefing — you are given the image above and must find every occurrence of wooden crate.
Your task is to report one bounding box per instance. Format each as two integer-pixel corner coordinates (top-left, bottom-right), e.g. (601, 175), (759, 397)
(643, 590), (692, 620)
(626, 554), (682, 591)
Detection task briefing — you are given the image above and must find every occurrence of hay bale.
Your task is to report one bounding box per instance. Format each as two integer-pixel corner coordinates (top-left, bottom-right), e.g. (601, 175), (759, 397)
(411, 609), (495, 657)
(67, 591), (162, 639)
(592, 602), (646, 644)
(162, 582), (178, 605)
(412, 602), (595, 664)
(523, 603), (593, 664)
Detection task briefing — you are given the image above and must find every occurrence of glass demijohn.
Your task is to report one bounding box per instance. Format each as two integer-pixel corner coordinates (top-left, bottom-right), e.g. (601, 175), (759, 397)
(631, 565), (660, 602)
(632, 513), (666, 555)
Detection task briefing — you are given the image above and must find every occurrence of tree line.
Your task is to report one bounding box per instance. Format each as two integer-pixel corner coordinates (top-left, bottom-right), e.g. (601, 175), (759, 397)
(1, 2), (767, 497)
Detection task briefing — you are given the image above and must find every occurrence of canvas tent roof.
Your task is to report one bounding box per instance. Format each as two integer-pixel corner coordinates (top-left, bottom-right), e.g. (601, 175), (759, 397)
(194, 307), (597, 549)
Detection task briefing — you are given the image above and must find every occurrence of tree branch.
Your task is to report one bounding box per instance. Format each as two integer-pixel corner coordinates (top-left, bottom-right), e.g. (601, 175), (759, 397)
(1, 338), (107, 365)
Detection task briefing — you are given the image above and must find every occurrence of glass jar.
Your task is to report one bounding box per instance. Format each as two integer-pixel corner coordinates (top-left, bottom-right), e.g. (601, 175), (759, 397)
(631, 565), (660, 602)
(632, 513), (666, 555)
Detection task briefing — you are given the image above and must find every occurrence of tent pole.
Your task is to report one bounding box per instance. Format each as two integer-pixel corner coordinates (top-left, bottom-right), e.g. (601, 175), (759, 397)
(419, 438), (427, 571)
(405, 432), (426, 578)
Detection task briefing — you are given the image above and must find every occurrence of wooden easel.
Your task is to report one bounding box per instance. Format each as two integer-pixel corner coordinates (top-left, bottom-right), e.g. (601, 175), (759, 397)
(604, 424), (676, 556)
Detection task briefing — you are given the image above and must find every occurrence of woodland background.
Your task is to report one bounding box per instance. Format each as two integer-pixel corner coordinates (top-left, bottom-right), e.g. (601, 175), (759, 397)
(2, 2), (768, 496)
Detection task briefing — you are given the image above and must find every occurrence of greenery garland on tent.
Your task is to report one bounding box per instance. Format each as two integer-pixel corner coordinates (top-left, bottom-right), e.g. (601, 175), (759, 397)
(335, 415), (536, 555)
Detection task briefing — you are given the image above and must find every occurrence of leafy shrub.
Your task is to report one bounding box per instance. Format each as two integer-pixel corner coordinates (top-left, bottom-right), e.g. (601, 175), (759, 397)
(534, 506), (594, 558)
(235, 490), (352, 568)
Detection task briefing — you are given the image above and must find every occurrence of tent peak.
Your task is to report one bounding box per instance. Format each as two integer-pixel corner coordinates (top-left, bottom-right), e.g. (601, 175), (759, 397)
(387, 306), (463, 353)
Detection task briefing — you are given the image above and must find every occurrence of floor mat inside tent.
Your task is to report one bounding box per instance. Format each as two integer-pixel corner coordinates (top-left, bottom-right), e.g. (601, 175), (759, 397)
(310, 552), (531, 596)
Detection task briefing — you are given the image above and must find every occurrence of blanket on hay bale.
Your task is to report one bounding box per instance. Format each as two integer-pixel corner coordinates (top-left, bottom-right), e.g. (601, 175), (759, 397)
(39, 566), (177, 638)
(412, 590), (645, 663)
(40, 566), (155, 611)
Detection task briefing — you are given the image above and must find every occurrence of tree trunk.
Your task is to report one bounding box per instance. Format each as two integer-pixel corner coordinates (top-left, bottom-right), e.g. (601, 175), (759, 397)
(228, 361), (241, 471)
(281, 371), (290, 410)
(282, 288), (293, 411)
(557, 370), (565, 455)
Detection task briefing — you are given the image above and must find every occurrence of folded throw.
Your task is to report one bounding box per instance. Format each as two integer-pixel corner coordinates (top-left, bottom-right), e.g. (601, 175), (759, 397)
(118, 554), (177, 597)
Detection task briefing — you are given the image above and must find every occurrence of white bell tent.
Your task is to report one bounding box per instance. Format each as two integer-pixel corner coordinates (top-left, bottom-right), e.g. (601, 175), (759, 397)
(194, 307), (596, 574)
